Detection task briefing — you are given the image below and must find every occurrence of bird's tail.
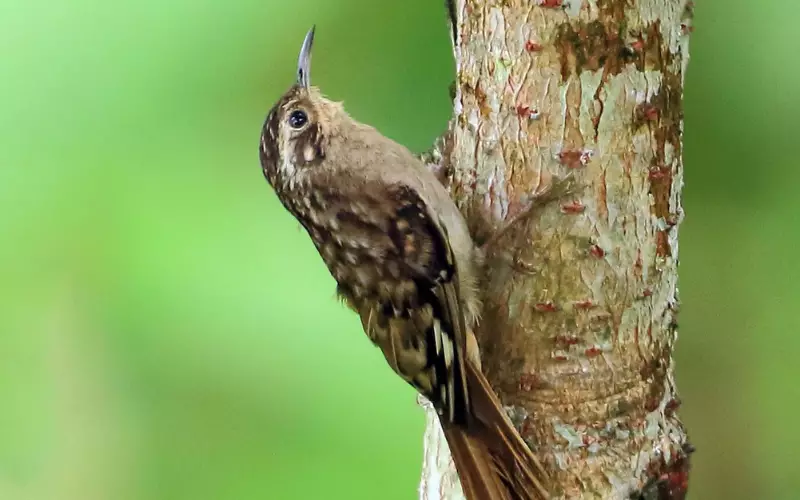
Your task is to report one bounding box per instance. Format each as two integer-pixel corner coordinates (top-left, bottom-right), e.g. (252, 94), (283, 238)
(441, 361), (551, 500)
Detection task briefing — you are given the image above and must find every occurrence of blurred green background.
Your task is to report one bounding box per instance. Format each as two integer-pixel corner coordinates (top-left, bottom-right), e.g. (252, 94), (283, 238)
(1, 1), (797, 499)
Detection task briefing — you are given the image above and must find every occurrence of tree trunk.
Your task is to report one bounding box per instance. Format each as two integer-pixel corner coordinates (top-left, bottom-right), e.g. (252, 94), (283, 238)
(420, 1), (693, 498)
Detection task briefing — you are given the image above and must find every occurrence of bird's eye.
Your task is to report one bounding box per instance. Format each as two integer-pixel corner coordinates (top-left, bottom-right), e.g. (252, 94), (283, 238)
(288, 109), (308, 129)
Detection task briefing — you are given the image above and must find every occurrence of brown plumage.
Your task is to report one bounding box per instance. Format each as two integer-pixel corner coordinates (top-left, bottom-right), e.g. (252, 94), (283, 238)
(258, 26), (550, 499)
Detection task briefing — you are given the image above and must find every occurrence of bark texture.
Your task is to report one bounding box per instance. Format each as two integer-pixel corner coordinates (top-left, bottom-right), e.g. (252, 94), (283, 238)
(420, 1), (693, 498)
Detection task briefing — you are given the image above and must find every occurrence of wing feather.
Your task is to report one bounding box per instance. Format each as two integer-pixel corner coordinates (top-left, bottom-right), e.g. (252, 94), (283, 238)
(383, 184), (471, 424)
(323, 179), (471, 424)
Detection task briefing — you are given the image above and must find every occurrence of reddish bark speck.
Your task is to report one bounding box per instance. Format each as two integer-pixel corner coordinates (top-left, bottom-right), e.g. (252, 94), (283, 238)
(534, 301), (558, 312)
(649, 166), (670, 180)
(633, 450), (692, 500)
(558, 150), (592, 168)
(561, 201), (586, 214)
(554, 334), (580, 346)
(637, 103), (660, 122)
(517, 105), (540, 120)
(590, 245), (606, 258)
(585, 346), (602, 357)
(665, 397), (681, 416)
(525, 40), (543, 52)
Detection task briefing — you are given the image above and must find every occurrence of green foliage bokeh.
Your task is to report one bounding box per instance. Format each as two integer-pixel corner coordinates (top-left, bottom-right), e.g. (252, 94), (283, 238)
(1, 1), (798, 499)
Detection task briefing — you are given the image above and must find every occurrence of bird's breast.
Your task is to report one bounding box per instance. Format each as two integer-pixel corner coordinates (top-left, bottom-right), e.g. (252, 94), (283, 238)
(284, 202), (419, 311)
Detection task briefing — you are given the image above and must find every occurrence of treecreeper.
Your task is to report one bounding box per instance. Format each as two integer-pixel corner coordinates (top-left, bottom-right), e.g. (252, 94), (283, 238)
(258, 26), (553, 500)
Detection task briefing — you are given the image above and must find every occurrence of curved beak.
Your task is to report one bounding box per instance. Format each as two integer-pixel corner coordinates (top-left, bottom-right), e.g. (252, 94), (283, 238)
(297, 25), (315, 88)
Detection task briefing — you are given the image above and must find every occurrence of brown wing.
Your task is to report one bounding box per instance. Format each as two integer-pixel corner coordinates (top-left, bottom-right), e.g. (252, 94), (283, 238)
(379, 189), (551, 497)
(384, 184), (471, 425)
(315, 181), (471, 425)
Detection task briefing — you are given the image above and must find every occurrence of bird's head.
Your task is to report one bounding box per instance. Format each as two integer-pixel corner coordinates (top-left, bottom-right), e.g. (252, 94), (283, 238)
(259, 26), (344, 188)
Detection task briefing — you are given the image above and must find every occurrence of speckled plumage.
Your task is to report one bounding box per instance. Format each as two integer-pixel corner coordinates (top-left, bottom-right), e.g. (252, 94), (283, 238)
(260, 83), (481, 423)
(257, 27), (550, 500)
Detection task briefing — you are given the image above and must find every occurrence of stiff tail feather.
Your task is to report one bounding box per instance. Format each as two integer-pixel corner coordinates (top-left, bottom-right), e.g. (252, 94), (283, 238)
(441, 361), (550, 500)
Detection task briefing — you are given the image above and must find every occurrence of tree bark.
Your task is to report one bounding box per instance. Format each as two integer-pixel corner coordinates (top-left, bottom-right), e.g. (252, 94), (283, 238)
(420, 1), (693, 498)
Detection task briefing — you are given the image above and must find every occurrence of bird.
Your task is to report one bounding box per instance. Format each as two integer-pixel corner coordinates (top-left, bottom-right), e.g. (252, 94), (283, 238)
(258, 26), (551, 500)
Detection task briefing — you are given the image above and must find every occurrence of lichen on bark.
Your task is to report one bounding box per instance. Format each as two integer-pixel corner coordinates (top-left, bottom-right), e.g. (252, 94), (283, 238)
(420, 1), (693, 499)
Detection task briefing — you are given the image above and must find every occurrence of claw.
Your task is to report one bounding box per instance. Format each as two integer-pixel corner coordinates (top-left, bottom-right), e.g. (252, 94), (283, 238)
(480, 174), (579, 254)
